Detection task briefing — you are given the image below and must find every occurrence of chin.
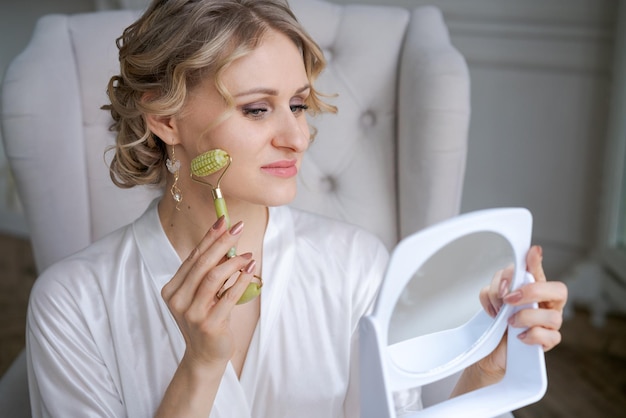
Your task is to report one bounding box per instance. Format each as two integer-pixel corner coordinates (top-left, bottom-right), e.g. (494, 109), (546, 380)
(261, 186), (298, 207)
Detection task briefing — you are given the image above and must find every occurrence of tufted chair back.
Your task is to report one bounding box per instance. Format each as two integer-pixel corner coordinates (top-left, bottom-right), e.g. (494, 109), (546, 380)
(290, 0), (469, 250)
(0, 0), (469, 416)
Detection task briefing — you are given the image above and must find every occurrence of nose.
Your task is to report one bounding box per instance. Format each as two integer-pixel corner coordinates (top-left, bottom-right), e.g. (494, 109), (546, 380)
(272, 106), (310, 153)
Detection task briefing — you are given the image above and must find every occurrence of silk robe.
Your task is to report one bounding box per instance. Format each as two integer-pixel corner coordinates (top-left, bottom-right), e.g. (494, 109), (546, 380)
(27, 200), (389, 417)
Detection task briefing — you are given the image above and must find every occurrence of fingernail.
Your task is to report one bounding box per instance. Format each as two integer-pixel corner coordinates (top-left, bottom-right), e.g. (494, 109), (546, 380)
(187, 247), (198, 260)
(487, 304), (497, 318)
(517, 330), (528, 340)
(504, 290), (523, 304)
(212, 215), (225, 230)
(499, 278), (509, 298)
(240, 252), (253, 259)
(244, 259), (256, 274)
(537, 245), (543, 258)
(229, 221), (244, 235)
(495, 302), (503, 315)
(507, 314), (516, 326)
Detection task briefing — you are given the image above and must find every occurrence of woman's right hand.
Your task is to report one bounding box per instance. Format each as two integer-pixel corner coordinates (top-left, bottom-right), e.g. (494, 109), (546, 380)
(160, 216), (256, 369)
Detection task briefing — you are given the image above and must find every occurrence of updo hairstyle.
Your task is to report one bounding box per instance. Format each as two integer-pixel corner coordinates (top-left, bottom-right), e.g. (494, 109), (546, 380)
(104, 0), (335, 188)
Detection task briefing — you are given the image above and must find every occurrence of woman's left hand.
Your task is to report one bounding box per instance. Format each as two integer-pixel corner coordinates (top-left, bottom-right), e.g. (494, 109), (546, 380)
(477, 245), (568, 378)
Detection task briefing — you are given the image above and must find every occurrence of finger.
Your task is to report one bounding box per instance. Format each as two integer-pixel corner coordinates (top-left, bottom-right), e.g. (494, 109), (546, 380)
(482, 264), (515, 317)
(212, 259), (256, 311)
(161, 216), (227, 301)
(508, 307), (563, 331)
(185, 255), (255, 321)
(526, 245), (547, 283)
(517, 325), (562, 352)
(503, 281), (568, 312)
(479, 285), (497, 318)
(164, 220), (246, 311)
(196, 220), (246, 269)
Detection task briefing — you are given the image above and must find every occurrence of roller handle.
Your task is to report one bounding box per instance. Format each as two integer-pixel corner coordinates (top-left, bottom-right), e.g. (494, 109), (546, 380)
(213, 195), (237, 258)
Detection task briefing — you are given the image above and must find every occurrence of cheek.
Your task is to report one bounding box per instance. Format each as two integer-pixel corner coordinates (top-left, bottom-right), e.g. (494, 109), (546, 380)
(301, 117), (310, 135)
(200, 130), (252, 164)
(300, 119), (311, 145)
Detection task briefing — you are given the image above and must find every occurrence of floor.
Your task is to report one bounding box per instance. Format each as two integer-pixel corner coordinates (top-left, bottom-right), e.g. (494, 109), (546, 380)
(0, 233), (36, 375)
(0, 233), (625, 417)
(514, 308), (626, 418)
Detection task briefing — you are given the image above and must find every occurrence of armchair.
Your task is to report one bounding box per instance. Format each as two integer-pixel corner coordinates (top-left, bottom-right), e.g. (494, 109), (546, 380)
(0, 0), (469, 416)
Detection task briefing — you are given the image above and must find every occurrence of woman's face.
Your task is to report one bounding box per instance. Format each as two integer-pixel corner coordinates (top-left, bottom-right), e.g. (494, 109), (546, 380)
(175, 29), (311, 208)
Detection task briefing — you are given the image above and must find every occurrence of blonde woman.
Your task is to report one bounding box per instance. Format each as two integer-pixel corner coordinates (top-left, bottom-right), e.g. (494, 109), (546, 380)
(26, 1), (567, 417)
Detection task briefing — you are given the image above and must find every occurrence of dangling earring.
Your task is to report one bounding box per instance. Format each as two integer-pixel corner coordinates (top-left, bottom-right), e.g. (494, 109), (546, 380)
(166, 145), (182, 209)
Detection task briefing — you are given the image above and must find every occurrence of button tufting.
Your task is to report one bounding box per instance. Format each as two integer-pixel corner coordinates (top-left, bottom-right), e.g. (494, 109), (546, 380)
(361, 111), (376, 127)
(318, 176), (336, 193)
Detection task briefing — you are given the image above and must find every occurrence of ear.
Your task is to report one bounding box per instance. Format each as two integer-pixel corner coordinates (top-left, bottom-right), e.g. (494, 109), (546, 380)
(145, 113), (181, 145)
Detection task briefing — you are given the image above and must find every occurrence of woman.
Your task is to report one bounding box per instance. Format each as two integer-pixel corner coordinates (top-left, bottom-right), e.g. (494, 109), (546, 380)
(26, 0), (567, 417)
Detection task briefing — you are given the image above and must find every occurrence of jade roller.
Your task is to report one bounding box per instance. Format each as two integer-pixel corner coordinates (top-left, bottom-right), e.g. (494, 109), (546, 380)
(190, 148), (262, 304)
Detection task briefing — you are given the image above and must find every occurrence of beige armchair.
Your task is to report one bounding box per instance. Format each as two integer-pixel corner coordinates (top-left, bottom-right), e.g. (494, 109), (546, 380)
(0, 0), (470, 415)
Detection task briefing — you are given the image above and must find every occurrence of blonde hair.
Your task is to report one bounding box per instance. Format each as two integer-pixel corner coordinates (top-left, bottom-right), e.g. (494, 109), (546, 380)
(104, 0), (335, 188)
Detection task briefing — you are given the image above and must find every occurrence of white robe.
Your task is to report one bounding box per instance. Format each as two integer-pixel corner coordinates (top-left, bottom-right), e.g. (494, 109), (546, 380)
(26, 200), (389, 417)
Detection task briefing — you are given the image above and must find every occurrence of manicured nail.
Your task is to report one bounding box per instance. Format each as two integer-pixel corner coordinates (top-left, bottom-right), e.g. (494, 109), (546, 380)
(187, 247), (198, 260)
(244, 259), (256, 274)
(487, 304), (497, 318)
(517, 330), (528, 340)
(240, 252), (253, 259)
(212, 215), (225, 230)
(507, 314), (516, 326)
(504, 290), (523, 304)
(229, 221), (244, 235)
(499, 278), (509, 298)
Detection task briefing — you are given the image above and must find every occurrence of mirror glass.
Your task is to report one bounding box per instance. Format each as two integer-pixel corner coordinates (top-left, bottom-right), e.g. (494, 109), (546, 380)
(387, 231), (514, 371)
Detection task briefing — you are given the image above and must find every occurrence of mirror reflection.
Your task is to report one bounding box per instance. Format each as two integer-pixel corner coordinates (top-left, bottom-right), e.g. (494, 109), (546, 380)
(388, 231), (514, 351)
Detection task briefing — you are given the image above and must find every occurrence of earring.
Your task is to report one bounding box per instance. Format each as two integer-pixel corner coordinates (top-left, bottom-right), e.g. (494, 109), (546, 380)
(166, 145), (182, 209)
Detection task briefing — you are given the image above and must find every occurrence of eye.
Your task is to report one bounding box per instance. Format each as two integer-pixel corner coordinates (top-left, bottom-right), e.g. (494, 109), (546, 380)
(241, 105), (268, 119)
(290, 104), (309, 114)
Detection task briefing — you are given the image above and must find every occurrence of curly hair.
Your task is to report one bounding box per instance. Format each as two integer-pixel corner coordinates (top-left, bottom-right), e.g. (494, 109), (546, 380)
(103, 0), (336, 188)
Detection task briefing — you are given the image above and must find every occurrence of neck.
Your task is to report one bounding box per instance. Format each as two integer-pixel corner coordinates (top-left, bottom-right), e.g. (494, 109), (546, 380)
(158, 189), (268, 261)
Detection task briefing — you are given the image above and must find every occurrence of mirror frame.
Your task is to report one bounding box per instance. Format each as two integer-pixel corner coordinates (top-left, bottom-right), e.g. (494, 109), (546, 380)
(359, 208), (547, 418)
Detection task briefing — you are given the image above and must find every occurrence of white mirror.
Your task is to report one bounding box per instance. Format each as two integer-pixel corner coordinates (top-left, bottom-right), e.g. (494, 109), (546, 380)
(360, 208), (547, 418)
(388, 230), (514, 347)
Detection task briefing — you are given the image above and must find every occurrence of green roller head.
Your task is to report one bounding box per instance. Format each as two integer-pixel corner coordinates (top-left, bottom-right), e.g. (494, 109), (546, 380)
(237, 281), (263, 305)
(191, 149), (230, 177)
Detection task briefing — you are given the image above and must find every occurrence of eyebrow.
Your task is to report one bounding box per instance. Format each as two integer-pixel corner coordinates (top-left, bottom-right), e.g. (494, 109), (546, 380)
(234, 84), (311, 98)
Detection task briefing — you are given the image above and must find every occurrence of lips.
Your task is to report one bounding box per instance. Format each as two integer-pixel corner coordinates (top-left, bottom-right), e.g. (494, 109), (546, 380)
(261, 159), (298, 178)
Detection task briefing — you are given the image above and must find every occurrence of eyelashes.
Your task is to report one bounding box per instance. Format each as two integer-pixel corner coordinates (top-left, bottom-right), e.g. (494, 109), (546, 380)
(242, 106), (267, 117)
(241, 103), (309, 119)
(290, 104), (309, 113)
